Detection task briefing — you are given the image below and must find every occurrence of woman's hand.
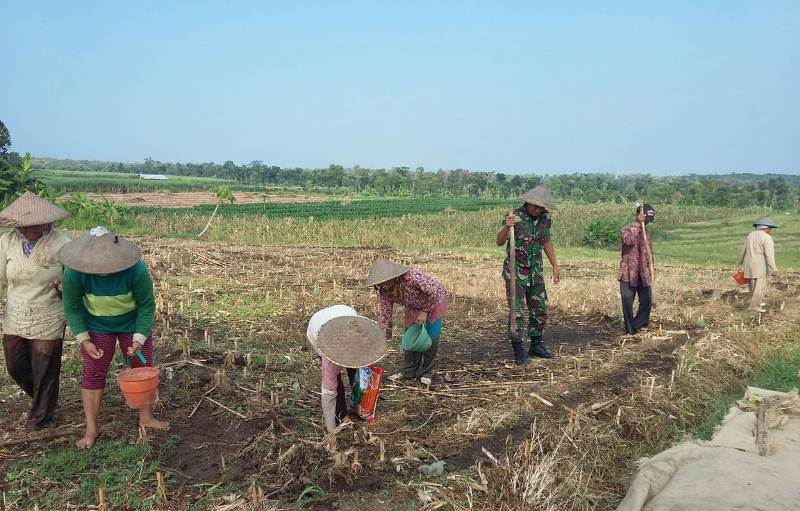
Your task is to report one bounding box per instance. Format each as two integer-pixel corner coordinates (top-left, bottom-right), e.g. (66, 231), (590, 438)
(81, 340), (104, 360)
(505, 215), (516, 227)
(416, 311), (427, 326)
(127, 341), (143, 357)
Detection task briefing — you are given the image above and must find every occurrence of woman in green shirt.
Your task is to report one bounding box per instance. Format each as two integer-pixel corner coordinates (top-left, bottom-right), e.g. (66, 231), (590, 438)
(60, 227), (169, 449)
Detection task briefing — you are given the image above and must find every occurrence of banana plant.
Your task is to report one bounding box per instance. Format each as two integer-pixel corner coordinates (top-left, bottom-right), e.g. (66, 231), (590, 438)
(0, 152), (48, 204)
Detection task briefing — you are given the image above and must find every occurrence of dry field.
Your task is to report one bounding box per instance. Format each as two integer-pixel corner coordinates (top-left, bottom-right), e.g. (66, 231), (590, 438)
(0, 237), (799, 510)
(79, 192), (331, 208)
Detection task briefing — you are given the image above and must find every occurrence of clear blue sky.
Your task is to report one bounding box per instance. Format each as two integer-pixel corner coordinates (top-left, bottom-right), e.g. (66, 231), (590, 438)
(2, 1), (798, 174)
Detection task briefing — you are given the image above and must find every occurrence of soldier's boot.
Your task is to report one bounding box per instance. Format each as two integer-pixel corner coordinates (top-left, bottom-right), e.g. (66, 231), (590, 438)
(511, 342), (528, 365)
(528, 337), (554, 359)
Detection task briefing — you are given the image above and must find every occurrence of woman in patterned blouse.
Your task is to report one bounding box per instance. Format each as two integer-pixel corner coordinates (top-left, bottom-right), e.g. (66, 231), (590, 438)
(363, 260), (448, 387)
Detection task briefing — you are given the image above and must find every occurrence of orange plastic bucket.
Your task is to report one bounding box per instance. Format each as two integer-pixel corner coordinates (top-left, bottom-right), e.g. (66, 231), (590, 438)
(733, 271), (747, 286)
(117, 367), (159, 409)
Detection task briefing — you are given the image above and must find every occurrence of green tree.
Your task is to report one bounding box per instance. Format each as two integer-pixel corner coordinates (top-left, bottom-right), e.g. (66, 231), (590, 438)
(0, 120), (10, 154)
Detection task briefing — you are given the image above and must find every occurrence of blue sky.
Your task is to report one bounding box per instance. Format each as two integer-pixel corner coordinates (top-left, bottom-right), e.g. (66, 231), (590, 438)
(1, 1), (798, 174)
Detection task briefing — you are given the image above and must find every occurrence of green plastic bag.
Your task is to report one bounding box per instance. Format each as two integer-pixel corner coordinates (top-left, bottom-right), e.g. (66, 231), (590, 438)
(401, 324), (432, 353)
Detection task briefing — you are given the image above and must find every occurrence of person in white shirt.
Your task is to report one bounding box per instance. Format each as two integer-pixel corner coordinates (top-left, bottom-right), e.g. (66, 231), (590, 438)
(738, 217), (779, 313)
(0, 192), (71, 430)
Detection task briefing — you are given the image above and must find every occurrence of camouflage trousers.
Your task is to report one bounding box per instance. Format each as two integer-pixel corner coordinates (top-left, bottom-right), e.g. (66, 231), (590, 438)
(505, 279), (547, 343)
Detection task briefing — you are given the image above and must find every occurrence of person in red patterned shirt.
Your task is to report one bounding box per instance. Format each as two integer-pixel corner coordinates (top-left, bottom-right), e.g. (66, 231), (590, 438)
(619, 205), (655, 335)
(363, 260), (448, 387)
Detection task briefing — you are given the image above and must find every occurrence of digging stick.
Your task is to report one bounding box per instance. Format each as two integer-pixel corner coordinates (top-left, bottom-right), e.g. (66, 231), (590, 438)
(639, 201), (655, 284)
(508, 208), (516, 336)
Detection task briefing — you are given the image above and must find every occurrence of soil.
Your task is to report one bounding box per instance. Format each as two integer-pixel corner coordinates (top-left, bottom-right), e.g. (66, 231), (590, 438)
(78, 191), (331, 208)
(169, 406), (271, 483)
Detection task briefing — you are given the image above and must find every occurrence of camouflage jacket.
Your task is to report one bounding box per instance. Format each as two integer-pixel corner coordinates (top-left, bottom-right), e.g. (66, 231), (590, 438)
(502, 208), (551, 286)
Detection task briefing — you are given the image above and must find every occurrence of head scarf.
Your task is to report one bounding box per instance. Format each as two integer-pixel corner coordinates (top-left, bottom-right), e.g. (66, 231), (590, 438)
(15, 224), (53, 257)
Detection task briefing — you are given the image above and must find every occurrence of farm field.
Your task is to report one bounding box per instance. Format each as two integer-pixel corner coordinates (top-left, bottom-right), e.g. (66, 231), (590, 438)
(79, 192), (333, 208)
(40, 169), (243, 194)
(1, 199), (799, 510)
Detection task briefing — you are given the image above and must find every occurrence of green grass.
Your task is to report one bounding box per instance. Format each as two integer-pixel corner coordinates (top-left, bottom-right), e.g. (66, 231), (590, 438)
(3, 437), (176, 510)
(694, 342), (800, 440)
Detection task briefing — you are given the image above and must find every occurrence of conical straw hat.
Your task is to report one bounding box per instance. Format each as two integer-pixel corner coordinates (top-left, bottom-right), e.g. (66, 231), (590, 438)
(753, 217), (779, 228)
(518, 185), (556, 209)
(59, 227), (142, 274)
(0, 191), (70, 227)
(362, 259), (411, 287)
(316, 315), (386, 368)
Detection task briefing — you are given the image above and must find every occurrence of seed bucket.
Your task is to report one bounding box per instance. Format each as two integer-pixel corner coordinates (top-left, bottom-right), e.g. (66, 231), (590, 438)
(117, 367), (159, 409)
(401, 324), (432, 353)
(733, 271), (747, 286)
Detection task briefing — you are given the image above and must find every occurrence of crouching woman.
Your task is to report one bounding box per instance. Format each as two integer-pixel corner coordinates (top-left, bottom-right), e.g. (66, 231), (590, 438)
(59, 227), (169, 449)
(307, 305), (385, 450)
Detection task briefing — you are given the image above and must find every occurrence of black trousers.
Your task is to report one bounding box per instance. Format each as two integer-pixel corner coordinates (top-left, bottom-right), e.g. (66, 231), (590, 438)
(3, 335), (63, 430)
(620, 281), (652, 334)
(334, 368), (356, 424)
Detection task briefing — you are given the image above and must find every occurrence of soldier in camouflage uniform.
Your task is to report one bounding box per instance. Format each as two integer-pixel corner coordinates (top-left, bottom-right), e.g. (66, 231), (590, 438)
(495, 186), (561, 364)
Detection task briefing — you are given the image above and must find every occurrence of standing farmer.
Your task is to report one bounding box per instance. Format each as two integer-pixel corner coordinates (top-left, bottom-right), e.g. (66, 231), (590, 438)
(738, 217), (779, 313)
(59, 227), (169, 449)
(0, 192), (71, 430)
(496, 186), (560, 364)
(364, 260), (448, 387)
(619, 204), (655, 335)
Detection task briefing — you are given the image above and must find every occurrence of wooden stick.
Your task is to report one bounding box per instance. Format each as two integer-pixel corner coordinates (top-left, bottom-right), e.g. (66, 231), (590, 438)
(508, 208), (517, 336)
(638, 200), (655, 284)
(206, 397), (248, 419)
(0, 427), (82, 448)
(756, 405), (767, 456)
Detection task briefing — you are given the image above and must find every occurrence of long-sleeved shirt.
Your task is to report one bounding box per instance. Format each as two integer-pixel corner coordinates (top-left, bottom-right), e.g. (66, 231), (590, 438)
(61, 260), (155, 336)
(378, 269), (448, 338)
(0, 229), (70, 340)
(502, 208), (551, 287)
(738, 229), (777, 279)
(618, 222), (654, 287)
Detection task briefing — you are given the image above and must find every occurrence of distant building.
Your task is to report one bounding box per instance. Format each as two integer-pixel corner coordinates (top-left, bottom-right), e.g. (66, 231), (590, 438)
(137, 174), (168, 180)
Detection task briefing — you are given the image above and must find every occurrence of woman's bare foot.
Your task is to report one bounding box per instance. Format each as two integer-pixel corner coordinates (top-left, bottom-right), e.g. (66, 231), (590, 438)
(76, 432), (98, 449)
(140, 417), (170, 430)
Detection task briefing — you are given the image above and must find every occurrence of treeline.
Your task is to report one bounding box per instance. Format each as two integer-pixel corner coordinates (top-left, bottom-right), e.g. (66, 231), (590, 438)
(29, 155), (800, 209)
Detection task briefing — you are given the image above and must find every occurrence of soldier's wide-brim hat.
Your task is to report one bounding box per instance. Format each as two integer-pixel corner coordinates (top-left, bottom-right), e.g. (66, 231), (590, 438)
(59, 227), (141, 274)
(362, 259), (411, 287)
(519, 185), (556, 210)
(753, 217), (779, 228)
(315, 315), (386, 368)
(0, 191), (70, 227)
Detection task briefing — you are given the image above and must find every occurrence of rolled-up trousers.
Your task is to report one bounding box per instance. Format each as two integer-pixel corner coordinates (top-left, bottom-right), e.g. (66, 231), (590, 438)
(2, 335), (63, 429)
(620, 281), (652, 334)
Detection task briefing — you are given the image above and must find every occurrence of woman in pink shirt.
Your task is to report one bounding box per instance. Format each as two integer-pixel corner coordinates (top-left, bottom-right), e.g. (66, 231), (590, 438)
(363, 260), (448, 387)
(307, 306), (385, 450)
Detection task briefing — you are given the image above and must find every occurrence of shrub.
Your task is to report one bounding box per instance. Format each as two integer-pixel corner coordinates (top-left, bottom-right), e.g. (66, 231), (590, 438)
(582, 217), (626, 248)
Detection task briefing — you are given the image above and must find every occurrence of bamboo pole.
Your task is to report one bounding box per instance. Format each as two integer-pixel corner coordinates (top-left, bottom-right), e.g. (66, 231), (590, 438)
(507, 208), (516, 337)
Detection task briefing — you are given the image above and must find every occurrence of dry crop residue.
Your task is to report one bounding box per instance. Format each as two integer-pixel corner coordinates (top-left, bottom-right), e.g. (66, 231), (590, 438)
(1, 238), (797, 510)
